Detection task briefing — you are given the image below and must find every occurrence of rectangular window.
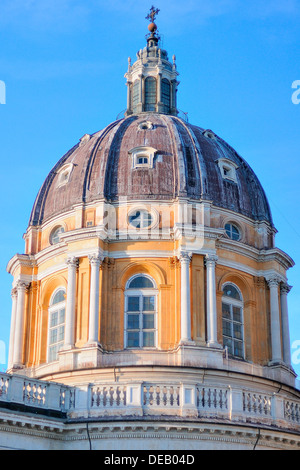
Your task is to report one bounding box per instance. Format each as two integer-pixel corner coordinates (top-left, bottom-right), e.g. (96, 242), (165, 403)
(222, 301), (244, 359)
(125, 292), (157, 349)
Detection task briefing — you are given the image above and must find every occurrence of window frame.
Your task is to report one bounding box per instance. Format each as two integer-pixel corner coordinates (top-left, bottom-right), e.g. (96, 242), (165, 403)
(222, 283), (245, 359)
(47, 288), (66, 363)
(49, 225), (65, 245)
(124, 275), (158, 350)
(225, 222), (241, 241)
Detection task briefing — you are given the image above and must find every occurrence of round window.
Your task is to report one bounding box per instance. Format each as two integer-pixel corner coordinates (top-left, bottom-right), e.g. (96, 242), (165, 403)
(50, 226), (65, 245)
(128, 210), (153, 229)
(225, 223), (240, 241)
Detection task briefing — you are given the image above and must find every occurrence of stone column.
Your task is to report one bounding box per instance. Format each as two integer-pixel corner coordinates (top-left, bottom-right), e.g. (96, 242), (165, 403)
(87, 254), (103, 345)
(64, 257), (79, 349)
(126, 80), (132, 115)
(13, 281), (29, 368)
(179, 252), (193, 343)
(267, 276), (282, 364)
(280, 283), (292, 366)
(205, 254), (220, 348)
(8, 288), (18, 370)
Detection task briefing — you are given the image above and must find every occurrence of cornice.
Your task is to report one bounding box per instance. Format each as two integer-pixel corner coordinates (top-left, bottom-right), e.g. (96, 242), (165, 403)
(6, 254), (36, 275)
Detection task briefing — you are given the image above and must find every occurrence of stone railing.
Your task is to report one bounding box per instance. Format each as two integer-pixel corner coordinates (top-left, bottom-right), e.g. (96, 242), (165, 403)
(74, 381), (299, 430)
(1, 373), (300, 431)
(0, 373), (75, 415)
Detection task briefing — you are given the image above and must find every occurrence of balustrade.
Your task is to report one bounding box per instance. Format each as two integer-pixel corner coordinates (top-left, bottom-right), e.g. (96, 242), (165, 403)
(0, 373), (299, 432)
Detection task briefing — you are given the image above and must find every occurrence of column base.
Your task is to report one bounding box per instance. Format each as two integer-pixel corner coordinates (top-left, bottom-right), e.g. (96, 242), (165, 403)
(179, 340), (196, 346)
(84, 340), (102, 349)
(268, 359), (286, 367)
(206, 341), (223, 350)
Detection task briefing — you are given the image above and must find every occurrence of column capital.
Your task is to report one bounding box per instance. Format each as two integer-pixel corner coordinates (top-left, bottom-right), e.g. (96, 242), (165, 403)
(88, 254), (104, 267)
(280, 283), (292, 295)
(205, 254), (218, 266)
(15, 280), (30, 291)
(11, 287), (18, 298)
(66, 256), (79, 269)
(179, 252), (193, 264)
(266, 275), (281, 288)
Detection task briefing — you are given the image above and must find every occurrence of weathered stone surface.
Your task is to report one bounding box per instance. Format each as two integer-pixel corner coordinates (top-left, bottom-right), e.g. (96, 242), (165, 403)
(29, 114), (273, 227)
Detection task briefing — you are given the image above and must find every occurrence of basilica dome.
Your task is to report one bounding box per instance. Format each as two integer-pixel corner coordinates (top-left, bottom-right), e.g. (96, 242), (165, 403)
(29, 113), (272, 227)
(5, 8), (299, 451)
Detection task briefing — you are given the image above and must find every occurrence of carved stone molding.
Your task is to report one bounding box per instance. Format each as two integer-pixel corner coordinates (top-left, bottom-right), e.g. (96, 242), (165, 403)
(88, 254), (104, 267)
(66, 257), (79, 269)
(205, 254), (218, 267)
(280, 283), (292, 295)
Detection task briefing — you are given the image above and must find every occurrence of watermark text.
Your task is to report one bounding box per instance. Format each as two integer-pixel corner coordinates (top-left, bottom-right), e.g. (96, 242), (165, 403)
(292, 80), (300, 105)
(0, 80), (6, 105)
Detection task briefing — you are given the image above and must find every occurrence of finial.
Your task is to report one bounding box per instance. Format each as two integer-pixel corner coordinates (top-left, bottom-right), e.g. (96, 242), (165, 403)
(146, 5), (160, 24)
(146, 6), (160, 34)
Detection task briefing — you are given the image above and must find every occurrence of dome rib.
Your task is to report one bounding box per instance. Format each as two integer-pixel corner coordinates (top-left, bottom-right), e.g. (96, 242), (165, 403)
(28, 114), (274, 228)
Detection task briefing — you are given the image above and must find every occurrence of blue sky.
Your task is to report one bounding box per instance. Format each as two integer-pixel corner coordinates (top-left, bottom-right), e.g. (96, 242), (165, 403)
(0, 0), (299, 373)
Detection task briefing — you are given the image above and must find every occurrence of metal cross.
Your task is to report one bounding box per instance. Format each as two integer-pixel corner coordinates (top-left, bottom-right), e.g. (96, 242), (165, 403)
(146, 6), (160, 23)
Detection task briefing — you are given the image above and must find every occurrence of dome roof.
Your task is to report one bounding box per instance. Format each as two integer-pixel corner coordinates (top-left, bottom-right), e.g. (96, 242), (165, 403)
(29, 113), (273, 227)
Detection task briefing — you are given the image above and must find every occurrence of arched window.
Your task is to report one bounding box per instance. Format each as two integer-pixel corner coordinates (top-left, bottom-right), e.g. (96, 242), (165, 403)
(124, 275), (157, 349)
(48, 288), (66, 362)
(132, 80), (140, 114)
(145, 77), (157, 112)
(222, 283), (244, 359)
(161, 78), (171, 114)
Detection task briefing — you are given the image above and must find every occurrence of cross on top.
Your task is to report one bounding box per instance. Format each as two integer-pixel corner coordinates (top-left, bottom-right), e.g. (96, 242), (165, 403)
(146, 5), (160, 23)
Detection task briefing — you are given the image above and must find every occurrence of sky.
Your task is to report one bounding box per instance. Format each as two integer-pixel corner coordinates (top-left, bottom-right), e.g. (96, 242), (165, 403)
(0, 0), (299, 374)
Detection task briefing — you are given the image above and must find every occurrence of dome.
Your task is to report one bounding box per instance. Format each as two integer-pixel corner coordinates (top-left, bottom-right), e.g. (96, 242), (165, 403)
(5, 8), (299, 452)
(29, 113), (273, 227)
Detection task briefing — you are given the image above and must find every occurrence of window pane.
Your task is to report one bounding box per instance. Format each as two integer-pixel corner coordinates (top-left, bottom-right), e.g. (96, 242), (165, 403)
(143, 314), (155, 329)
(222, 303), (231, 319)
(50, 329), (57, 345)
(233, 306), (242, 322)
(145, 77), (156, 111)
(225, 224), (240, 241)
(143, 331), (155, 347)
(223, 337), (233, 355)
(127, 331), (140, 348)
(234, 341), (244, 357)
(59, 308), (65, 325)
(223, 284), (241, 300)
(51, 289), (65, 305)
(128, 314), (139, 329)
(50, 226), (65, 245)
(129, 276), (154, 289)
(222, 319), (232, 338)
(50, 311), (58, 327)
(58, 326), (65, 342)
(233, 323), (243, 340)
(129, 211), (141, 228)
(161, 79), (170, 113)
(143, 296), (155, 311)
(127, 296), (140, 312)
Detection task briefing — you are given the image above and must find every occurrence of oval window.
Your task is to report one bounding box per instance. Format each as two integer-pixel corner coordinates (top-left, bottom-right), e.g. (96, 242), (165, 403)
(128, 210), (153, 229)
(225, 223), (240, 241)
(50, 226), (65, 245)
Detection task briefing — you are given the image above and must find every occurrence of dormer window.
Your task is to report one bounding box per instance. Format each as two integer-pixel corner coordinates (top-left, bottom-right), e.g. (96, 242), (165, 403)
(217, 158), (238, 183)
(129, 146), (157, 169)
(57, 163), (74, 187)
(137, 156), (149, 166)
(203, 129), (216, 139)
